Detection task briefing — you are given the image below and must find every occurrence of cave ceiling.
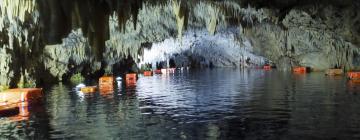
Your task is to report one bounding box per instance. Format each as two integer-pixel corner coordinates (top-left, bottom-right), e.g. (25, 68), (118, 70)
(35, 0), (358, 44)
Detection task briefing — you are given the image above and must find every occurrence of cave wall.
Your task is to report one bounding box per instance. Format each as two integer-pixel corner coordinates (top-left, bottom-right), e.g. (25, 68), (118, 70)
(0, 0), (42, 86)
(246, 5), (360, 70)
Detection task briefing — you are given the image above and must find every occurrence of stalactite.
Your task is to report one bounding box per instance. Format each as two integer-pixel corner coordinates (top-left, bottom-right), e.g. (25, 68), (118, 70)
(0, 0), (36, 31)
(172, 0), (185, 40)
(207, 5), (220, 35)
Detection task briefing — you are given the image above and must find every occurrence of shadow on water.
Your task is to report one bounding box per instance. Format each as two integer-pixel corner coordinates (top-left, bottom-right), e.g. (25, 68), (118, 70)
(1, 68), (360, 139)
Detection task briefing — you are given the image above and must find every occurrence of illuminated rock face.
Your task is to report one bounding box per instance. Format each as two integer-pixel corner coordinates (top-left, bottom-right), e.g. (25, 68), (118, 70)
(138, 29), (266, 68)
(0, 0), (360, 85)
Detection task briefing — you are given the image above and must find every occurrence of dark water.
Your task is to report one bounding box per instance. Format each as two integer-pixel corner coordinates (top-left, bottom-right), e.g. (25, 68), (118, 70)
(1, 69), (360, 140)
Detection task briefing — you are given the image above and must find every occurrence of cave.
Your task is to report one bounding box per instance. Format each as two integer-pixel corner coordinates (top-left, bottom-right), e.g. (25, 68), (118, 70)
(1, 0), (360, 139)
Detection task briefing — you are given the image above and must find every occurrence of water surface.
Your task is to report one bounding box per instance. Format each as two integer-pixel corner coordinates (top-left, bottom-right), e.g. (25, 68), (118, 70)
(1, 69), (360, 140)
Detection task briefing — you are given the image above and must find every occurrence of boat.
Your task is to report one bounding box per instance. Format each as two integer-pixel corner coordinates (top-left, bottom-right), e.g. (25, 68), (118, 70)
(99, 76), (114, 90)
(293, 67), (307, 73)
(167, 68), (176, 73)
(0, 88), (42, 116)
(126, 73), (137, 85)
(154, 69), (162, 74)
(144, 71), (153, 76)
(0, 104), (19, 117)
(263, 65), (271, 70)
(99, 87), (114, 94)
(348, 72), (360, 80)
(0, 88), (42, 105)
(161, 69), (167, 74)
(325, 69), (343, 76)
(80, 86), (97, 93)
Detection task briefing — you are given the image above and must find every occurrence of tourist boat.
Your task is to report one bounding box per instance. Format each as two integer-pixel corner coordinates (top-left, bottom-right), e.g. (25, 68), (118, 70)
(159, 68), (176, 74)
(143, 71), (153, 76)
(0, 104), (20, 116)
(154, 69), (162, 74)
(99, 76), (114, 85)
(126, 73), (137, 85)
(293, 67), (307, 73)
(167, 68), (176, 73)
(325, 69), (343, 76)
(347, 72), (360, 80)
(80, 86), (97, 93)
(263, 65), (271, 70)
(99, 76), (114, 89)
(0, 103), (29, 122)
(99, 76), (114, 94)
(0, 88), (42, 105)
(161, 69), (167, 74)
(0, 88), (42, 116)
(99, 87), (114, 94)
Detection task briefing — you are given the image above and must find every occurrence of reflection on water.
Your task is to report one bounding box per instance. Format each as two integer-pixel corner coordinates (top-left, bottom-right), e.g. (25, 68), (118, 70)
(1, 69), (360, 139)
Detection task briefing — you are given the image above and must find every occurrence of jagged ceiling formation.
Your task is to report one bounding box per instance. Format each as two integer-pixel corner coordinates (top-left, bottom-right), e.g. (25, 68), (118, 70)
(2, 0), (358, 51)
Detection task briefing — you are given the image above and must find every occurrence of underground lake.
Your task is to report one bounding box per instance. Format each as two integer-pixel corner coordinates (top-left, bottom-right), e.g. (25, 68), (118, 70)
(1, 69), (360, 139)
(1, 0), (360, 139)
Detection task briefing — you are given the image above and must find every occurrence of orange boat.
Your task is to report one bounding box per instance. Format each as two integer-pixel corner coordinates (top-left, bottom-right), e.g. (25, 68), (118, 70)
(0, 88), (42, 116)
(293, 67), (307, 73)
(348, 72), (360, 80)
(99, 87), (114, 94)
(0, 103), (29, 122)
(126, 73), (137, 85)
(0, 101), (46, 123)
(0, 88), (42, 106)
(17, 102), (29, 117)
(143, 71), (153, 76)
(99, 76), (114, 88)
(154, 70), (162, 74)
(80, 86), (97, 93)
(99, 76), (114, 94)
(263, 65), (271, 70)
(325, 69), (343, 76)
(0, 104), (19, 116)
